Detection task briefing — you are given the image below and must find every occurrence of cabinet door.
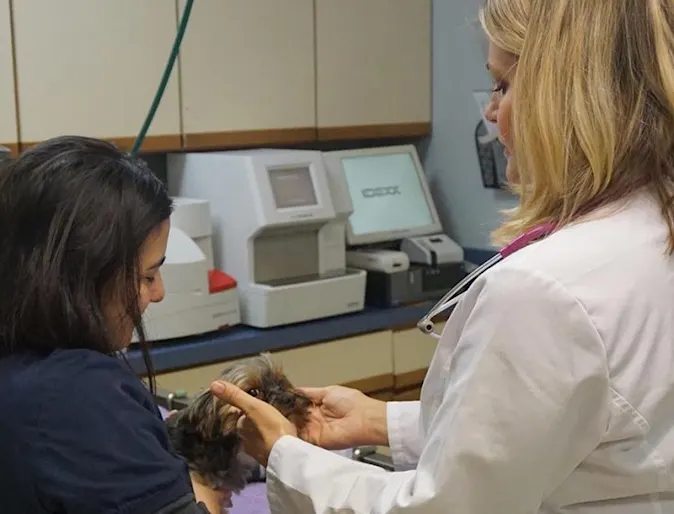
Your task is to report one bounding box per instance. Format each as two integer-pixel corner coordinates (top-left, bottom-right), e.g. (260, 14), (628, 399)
(315, 0), (432, 140)
(392, 323), (443, 390)
(178, 0), (316, 150)
(155, 331), (395, 396)
(273, 331), (394, 389)
(12, 0), (181, 151)
(0, 1), (17, 153)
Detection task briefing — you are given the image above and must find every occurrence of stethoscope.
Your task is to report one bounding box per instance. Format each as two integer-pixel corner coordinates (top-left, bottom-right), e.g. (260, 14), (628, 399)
(417, 222), (557, 339)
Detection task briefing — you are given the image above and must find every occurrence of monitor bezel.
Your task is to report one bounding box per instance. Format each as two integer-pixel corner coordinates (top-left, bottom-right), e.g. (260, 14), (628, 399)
(324, 144), (443, 246)
(250, 150), (336, 226)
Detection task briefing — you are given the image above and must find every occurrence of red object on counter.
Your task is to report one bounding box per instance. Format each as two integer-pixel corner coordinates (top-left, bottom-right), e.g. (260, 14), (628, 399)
(208, 269), (237, 294)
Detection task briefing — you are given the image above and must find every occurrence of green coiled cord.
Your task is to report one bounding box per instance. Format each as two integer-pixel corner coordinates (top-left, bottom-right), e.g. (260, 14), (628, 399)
(131, 0), (194, 154)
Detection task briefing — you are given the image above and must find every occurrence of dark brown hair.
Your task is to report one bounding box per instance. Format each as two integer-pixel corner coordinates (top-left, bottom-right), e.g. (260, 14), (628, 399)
(0, 135), (172, 390)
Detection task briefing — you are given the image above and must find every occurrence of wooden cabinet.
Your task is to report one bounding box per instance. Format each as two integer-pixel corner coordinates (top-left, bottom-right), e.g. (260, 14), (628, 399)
(153, 323), (445, 401)
(12, 0), (181, 151)
(392, 322), (443, 393)
(155, 330), (394, 397)
(178, 0), (316, 150)
(315, 0), (432, 141)
(0, 1), (17, 153)
(274, 330), (394, 390)
(8, 0), (431, 153)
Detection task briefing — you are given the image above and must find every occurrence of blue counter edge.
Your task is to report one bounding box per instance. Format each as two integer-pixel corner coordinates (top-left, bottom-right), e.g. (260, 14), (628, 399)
(126, 247), (497, 374)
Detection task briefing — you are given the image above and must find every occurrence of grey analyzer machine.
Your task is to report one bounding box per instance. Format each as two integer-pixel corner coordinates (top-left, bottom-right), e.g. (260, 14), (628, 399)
(167, 149), (367, 328)
(322, 144), (466, 308)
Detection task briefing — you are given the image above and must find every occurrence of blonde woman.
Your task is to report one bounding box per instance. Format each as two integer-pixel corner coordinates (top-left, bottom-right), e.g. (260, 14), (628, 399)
(211, 0), (674, 512)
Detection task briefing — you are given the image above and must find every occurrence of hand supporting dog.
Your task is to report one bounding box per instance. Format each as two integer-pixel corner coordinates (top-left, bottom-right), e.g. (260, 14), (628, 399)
(165, 353), (313, 493)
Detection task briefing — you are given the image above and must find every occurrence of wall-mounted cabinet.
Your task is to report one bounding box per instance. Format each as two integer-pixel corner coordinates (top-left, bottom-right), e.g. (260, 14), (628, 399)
(315, 0), (432, 141)
(0, 1), (17, 153)
(12, 0), (181, 152)
(178, 0), (316, 150)
(5, 0), (432, 153)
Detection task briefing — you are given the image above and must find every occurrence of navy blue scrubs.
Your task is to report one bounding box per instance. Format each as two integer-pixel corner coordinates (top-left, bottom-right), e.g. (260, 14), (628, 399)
(0, 348), (202, 513)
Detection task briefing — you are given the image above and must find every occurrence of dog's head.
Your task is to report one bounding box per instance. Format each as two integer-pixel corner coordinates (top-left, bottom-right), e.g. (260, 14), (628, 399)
(165, 353), (312, 492)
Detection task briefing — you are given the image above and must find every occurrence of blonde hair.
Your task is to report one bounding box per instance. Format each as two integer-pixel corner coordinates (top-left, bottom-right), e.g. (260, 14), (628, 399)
(480, 0), (674, 252)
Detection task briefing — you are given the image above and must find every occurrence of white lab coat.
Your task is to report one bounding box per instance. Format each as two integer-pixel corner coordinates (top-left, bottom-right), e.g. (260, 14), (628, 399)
(265, 191), (674, 513)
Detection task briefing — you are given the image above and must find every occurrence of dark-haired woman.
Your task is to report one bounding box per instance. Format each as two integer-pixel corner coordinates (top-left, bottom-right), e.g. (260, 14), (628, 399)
(0, 136), (225, 513)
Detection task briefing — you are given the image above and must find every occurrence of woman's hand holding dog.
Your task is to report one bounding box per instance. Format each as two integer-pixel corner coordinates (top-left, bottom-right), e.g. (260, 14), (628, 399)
(298, 386), (389, 449)
(210, 381), (389, 467)
(210, 381), (297, 466)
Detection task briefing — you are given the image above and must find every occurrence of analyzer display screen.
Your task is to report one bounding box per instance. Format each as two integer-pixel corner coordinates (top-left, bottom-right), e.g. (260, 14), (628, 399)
(341, 152), (435, 236)
(268, 166), (318, 209)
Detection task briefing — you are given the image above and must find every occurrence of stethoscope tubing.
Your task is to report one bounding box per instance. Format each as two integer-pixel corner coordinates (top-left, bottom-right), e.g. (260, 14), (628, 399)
(417, 253), (502, 339)
(417, 223), (557, 339)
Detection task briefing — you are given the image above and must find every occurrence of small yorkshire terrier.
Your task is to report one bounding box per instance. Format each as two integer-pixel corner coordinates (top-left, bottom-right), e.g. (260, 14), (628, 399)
(165, 353), (313, 493)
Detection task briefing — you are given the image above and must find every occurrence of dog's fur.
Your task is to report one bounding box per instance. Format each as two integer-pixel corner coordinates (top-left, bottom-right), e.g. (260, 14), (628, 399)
(165, 353), (313, 492)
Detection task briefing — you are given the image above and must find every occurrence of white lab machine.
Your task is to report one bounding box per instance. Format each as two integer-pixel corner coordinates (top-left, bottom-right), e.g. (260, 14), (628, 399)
(166, 149), (367, 328)
(346, 248), (410, 274)
(136, 197), (241, 342)
(322, 144), (466, 307)
(401, 234), (464, 267)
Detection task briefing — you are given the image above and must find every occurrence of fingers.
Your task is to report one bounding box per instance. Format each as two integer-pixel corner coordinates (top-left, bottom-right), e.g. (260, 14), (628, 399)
(210, 381), (261, 415)
(298, 386), (328, 403)
(297, 423), (319, 445)
(213, 380), (299, 444)
(236, 415), (254, 441)
(235, 413), (271, 467)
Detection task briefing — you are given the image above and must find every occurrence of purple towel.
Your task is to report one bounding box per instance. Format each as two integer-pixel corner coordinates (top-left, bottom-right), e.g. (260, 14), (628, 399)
(229, 483), (270, 514)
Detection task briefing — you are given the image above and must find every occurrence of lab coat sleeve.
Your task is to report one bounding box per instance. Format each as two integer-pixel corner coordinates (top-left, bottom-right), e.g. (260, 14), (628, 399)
(387, 401), (423, 470)
(265, 265), (611, 513)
